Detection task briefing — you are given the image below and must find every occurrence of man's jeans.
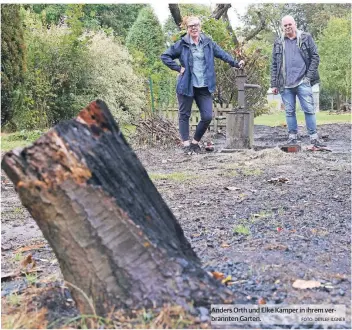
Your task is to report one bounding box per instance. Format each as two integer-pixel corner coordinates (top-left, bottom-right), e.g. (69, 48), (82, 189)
(177, 87), (213, 142)
(280, 82), (317, 136)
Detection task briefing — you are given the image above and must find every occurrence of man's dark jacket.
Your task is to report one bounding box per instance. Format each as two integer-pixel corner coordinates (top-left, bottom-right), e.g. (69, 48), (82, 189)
(271, 30), (320, 90)
(161, 33), (239, 96)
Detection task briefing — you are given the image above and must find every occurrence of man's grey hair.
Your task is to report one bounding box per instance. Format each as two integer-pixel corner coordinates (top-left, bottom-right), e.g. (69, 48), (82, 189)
(281, 15), (296, 25)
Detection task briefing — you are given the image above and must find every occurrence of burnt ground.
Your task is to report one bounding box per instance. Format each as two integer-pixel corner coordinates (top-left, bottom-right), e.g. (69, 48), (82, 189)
(1, 123), (351, 329)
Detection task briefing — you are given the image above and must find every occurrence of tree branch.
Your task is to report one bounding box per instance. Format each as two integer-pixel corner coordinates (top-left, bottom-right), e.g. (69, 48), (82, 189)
(244, 11), (266, 42)
(168, 4), (182, 30)
(221, 10), (239, 47)
(211, 4), (232, 19)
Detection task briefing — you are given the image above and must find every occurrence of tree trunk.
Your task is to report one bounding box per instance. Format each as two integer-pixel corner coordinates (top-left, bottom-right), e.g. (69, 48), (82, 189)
(221, 10), (239, 47)
(336, 93), (341, 111)
(210, 4), (232, 19)
(169, 4), (182, 29)
(244, 11), (266, 43)
(1, 100), (234, 316)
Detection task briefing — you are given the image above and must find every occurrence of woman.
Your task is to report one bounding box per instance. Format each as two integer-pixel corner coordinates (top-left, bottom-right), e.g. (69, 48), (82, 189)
(161, 16), (244, 153)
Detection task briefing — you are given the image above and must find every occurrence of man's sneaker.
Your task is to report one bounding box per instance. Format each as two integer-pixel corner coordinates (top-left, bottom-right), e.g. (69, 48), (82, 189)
(311, 139), (327, 148)
(190, 143), (201, 154)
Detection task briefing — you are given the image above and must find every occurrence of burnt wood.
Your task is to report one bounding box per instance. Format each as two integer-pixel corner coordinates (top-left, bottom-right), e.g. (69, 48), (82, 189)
(1, 100), (234, 316)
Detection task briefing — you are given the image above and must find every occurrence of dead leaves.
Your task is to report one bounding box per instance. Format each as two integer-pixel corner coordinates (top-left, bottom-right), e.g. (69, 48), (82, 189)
(14, 243), (46, 254)
(224, 186), (241, 191)
(1, 253), (41, 281)
(21, 254), (37, 270)
(292, 279), (321, 289)
(264, 243), (289, 251)
(211, 271), (225, 280)
(220, 243), (230, 248)
(267, 177), (289, 184)
(209, 272), (235, 287)
(258, 297), (266, 305)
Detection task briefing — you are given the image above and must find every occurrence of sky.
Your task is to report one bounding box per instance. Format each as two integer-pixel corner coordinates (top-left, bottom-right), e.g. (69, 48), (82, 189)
(150, 2), (249, 28)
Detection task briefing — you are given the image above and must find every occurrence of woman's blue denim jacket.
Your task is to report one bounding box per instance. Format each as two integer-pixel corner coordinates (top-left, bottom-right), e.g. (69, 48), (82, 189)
(161, 33), (240, 96)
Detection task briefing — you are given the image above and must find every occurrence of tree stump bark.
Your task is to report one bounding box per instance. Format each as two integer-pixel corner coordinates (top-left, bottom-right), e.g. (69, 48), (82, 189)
(1, 100), (234, 316)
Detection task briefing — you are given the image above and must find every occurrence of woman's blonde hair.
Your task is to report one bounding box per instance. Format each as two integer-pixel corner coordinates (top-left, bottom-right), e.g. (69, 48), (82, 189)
(180, 16), (201, 29)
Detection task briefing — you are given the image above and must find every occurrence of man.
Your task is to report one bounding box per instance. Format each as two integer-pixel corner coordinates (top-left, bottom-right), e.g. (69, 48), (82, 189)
(161, 16), (244, 154)
(271, 15), (326, 147)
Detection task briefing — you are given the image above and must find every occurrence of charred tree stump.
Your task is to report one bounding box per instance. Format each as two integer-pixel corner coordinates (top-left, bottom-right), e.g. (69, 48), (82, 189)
(1, 100), (234, 316)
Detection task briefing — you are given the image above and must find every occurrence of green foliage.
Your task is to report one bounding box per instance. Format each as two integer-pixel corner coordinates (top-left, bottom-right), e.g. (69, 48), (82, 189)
(83, 4), (146, 41)
(243, 39), (272, 116)
(202, 18), (233, 51)
(1, 4), (26, 126)
(13, 6), (146, 130)
(240, 3), (351, 40)
(126, 6), (165, 66)
(13, 7), (91, 129)
(7, 293), (21, 306)
(126, 6), (177, 110)
(6, 130), (43, 142)
(318, 17), (351, 102)
(28, 4), (66, 25)
(85, 31), (146, 123)
(179, 4), (211, 19)
(233, 224), (250, 235)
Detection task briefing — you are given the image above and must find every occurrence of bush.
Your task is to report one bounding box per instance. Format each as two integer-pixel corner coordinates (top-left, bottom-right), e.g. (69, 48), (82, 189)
(14, 9), (146, 130)
(13, 8), (91, 130)
(85, 31), (146, 123)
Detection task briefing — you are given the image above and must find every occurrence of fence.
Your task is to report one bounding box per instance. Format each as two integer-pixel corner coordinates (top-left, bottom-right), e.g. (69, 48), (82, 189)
(159, 106), (234, 132)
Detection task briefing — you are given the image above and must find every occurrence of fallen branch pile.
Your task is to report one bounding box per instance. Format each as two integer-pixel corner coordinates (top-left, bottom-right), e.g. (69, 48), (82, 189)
(134, 115), (181, 147)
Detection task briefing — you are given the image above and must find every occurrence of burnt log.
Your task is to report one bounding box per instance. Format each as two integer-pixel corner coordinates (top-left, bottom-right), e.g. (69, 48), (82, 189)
(1, 100), (234, 316)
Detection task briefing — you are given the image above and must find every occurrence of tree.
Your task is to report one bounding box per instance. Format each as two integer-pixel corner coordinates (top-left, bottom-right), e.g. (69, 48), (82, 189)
(126, 6), (165, 66)
(126, 6), (175, 110)
(1, 100), (234, 316)
(15, 6), (91, 129)
(85, 31), (147, 123)
(318, 17), (351, 109)
(26, 4), (145, 41)
(83, 4), (146, 41)
(1, 4), (25, 127)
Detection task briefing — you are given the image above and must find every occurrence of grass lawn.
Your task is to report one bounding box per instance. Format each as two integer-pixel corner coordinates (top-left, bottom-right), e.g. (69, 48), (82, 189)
(1, 125), (137, 152)
(255, 111), (351, 127)
(1, 113), (350, 152)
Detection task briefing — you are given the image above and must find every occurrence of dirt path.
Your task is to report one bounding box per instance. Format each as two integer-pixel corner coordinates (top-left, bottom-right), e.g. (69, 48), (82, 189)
(1, 123), (351, 328)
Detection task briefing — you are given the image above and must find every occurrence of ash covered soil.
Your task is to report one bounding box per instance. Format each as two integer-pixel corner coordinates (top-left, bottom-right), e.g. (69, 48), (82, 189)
(1, 123), (351, 329)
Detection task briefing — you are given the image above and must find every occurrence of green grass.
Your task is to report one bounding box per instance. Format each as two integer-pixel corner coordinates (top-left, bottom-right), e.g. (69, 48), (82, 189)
(233, 224), (250, 235)
(249, 210), (273, 222)
(149, 172), (198, 182)
(13, 252), (23, 262)
(242, 168), (262, 176)
(25, 273), (38, 286)
(7, 293), (21, 306)
(255, 111), (351, 127)
(1, 130), (44, 152)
